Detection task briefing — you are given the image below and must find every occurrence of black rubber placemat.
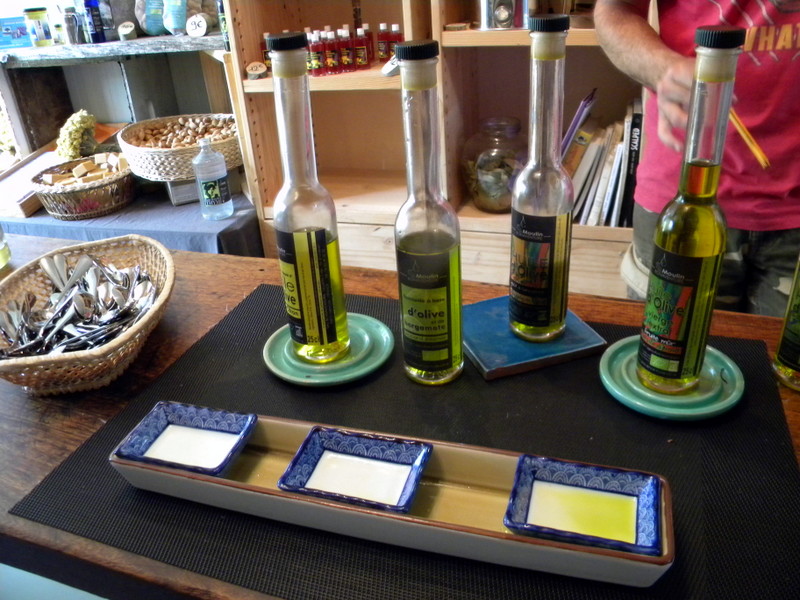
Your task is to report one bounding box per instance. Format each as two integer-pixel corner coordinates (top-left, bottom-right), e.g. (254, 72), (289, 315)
(11, 285), (800, 599)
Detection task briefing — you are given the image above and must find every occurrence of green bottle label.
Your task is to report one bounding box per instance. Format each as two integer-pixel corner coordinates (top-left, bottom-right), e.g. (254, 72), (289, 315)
(639, 248), (722, 379)
(199, 176), (231, 206)
(509, 211), (571, 327)
(276, 229), (338, 346)
(396, 245), (461, 372)
(777, 271), (800, 372)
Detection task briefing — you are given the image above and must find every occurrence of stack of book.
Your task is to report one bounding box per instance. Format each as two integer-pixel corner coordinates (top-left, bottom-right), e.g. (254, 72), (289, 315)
(562, 91), (643, 228)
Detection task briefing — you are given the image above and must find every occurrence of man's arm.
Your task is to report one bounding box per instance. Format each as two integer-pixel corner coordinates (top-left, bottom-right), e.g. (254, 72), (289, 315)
(594, 0), (694, 151)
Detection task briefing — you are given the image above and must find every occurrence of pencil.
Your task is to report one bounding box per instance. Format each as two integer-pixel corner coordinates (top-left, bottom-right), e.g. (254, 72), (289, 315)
(729, 108), (770, 169)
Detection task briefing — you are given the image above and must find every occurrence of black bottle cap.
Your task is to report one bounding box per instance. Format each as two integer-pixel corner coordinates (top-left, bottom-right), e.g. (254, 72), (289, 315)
(695, 26), (746, 49)
(529, 14), (570, 33)
(267, 32), (308, 52)
(394, 40), (439, 61)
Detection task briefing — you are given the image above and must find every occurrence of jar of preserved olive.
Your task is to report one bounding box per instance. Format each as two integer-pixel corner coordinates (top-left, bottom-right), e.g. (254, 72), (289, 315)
(461, 116), (527, 213)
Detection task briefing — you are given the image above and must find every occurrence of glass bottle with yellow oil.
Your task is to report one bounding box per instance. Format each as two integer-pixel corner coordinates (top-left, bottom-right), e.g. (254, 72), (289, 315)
(394, 40), (463, 385)
(772, 254), (800, 391)
(508, 15), (574, 342)
(637, 26), (745, 394)
(268, 32), (349, 363)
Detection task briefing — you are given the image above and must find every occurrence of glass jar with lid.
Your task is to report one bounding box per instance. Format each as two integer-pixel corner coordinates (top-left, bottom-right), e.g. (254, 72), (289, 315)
(461, 116), (527, 213)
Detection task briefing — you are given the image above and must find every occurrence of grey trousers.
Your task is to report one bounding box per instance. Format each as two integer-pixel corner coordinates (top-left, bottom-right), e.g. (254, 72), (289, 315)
(620, 203), (800, 317)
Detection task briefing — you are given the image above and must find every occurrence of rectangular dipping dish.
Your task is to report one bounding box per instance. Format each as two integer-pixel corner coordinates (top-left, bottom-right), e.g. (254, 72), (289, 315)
(110, 413), (675, 587)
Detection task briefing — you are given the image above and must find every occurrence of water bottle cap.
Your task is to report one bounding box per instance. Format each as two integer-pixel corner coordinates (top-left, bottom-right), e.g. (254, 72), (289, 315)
(695, 26), (746, 49)
(529, 14), (570, 33)
(267, 31), (308, 52)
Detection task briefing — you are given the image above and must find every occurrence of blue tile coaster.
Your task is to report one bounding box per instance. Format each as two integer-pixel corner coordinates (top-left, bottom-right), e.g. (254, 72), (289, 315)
(463, 296), (607, 380)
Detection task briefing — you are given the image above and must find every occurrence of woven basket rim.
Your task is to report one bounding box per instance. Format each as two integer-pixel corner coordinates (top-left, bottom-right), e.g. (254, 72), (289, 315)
(31, 156), (132, 193)
(0, 234), (175, 372)
(118, 113), (238, 153)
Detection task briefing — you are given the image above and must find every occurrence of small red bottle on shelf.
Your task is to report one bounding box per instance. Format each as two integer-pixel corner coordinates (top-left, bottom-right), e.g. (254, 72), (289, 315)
(389, 24), (403, 59)
(308, 31), (325, 76)
(362, 22), (375, 63)
(377, 22), (390, 62)
(324, 31), (341, 74)
(338, 28), (356, 72)
(354, 27), (369, 69)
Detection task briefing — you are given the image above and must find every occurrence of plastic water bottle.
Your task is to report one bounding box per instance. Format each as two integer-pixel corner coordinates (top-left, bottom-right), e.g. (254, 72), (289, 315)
(0, 223), (10, 270)
(192, 138), (234, 220)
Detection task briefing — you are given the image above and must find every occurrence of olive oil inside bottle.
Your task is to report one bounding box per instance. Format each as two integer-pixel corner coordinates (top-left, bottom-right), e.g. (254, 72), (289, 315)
(396, 230), (463, 385)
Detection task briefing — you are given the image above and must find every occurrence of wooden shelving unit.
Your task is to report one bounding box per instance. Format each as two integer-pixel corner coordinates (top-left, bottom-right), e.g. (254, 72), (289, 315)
(224, 0), (635, 297)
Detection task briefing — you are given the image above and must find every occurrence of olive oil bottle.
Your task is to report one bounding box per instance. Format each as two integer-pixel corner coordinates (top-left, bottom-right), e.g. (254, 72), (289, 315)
(637, 26), (745, 394)
(394, 40), (463, 385)
(509, 15), (574, 342)
(772, 255), (800, 391)
(268, 32), (349, 363)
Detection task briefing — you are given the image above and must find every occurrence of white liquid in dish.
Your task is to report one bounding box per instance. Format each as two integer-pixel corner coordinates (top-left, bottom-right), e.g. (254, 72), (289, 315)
(527, 480), (638, 544)
(305, 450), (413, 506)
(143, 424), (240, 470)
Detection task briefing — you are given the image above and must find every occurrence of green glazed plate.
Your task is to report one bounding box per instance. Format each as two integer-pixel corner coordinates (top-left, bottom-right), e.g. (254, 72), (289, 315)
(262, 313), (394, 387)
(599, 335), (745, 421)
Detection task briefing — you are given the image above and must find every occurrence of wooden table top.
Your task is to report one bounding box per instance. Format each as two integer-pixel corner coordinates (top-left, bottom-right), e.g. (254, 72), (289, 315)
(1, 233), (798, 600)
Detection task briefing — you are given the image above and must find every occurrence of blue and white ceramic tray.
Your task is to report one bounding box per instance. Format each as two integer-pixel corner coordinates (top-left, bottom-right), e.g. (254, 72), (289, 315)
(278, 426), (432, 512)
(110, 413), (674, 587)
(112, 401), (257, 476)
(505, 455), (662, 556)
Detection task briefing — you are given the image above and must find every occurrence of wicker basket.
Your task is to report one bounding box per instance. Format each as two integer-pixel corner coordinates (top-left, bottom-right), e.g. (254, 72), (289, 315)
(0, 235), (175, 396)
(117, 114), (243, 182)
(31, 159), (134, 221)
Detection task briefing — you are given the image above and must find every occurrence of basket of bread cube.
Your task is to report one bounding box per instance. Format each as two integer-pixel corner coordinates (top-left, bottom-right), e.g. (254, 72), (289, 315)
(31, 151), (134, 220)
(117, 113), (242, 182)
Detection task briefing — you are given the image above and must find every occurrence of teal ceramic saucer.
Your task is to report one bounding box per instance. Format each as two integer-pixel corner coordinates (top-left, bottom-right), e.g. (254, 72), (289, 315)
(262, 313), (394, 387)
(599, 335), (745, 421)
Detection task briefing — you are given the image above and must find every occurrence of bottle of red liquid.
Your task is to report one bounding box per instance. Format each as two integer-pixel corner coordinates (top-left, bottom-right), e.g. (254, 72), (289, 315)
(338, 28), (356, 72)
(354, 27), (369, 69)
(377, 22), (390, 62)
(362, 22), (375, 63)
(308, 31), (325, 76)
(389, 24), (403, 59)
(324, 31), (341, 74)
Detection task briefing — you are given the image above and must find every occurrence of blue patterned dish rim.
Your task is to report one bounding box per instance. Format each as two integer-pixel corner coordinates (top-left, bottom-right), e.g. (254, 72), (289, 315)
(112, 401), (258, 476)
(278, 426), (433, 513)
(503, 455), (662, 556)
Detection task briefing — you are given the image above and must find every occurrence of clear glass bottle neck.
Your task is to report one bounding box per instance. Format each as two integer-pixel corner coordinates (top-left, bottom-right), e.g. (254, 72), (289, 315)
(272, 50), (320, 188)
(679, 46), (741, 200)
(400, 59), (444, 205)
(683, 46), (740, 168)
(528, 35), (565, 168)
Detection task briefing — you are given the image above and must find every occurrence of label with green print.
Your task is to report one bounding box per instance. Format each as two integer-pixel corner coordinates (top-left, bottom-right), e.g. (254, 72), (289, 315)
(638, 248), (722, 379)
(396, 244), (462, 373)
(199, 177), (231, 206)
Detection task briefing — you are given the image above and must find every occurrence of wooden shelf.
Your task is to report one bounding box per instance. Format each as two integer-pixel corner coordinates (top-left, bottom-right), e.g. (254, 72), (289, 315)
(0, 34), (226, 69)
(243, 64), (400, 93)
(441, 28), (598, 48)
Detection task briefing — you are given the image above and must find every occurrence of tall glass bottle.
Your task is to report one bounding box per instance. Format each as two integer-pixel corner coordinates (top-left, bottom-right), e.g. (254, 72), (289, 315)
(773, 256), (800, 391)
(394, 40), (463, 385)
(509, 15), (573, 342)
(268, 32), (350, 363)
(637, 26), (745, 394)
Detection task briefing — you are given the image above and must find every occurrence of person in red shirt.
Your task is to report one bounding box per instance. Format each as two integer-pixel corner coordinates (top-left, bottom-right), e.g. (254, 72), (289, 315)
(594, 0), (800, 316)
